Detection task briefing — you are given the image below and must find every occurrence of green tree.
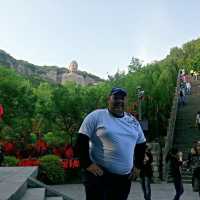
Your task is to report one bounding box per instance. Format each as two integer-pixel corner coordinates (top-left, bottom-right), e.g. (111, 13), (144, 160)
(128, 57), (143, 73)
(0, 67), (35, 146)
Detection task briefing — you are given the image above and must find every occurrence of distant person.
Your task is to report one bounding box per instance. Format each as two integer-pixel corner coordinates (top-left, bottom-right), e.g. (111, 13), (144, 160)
(190, 69), (194, 77)
(179, 89), (186, 106)
(187, 141), (200, 197)
(194, 71), (198, 80)
(166, 148), (184, 200)
(140, 145), (153, 200)
(179, 80), (185, 90)
(75, 87), (146, 200)
(196, 111), (200, 130)
(180, 69), (185, 77)
(187, 141), (198, 166)
(185, 81), (191, 95)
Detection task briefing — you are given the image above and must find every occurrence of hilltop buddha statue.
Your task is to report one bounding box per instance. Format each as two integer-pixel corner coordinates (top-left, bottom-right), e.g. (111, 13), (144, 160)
(62, 60), (85, 85)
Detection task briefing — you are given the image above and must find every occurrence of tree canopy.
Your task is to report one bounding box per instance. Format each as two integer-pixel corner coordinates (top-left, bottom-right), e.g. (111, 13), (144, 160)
(1, 37), (200, 145)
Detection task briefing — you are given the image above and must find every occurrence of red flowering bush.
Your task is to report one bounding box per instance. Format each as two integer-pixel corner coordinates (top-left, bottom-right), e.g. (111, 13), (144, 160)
(18, 159), (40, 166)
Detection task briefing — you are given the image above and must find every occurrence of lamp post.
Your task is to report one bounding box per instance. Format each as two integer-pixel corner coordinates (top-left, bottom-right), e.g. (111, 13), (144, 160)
(136, 86), (144, 121)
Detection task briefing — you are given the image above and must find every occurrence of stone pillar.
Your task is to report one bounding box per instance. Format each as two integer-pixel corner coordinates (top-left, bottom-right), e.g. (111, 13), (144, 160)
(149, 142), (162, 183)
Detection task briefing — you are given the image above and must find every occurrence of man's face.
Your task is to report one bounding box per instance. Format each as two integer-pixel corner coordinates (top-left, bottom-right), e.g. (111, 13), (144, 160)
(108, 94), (126, 115)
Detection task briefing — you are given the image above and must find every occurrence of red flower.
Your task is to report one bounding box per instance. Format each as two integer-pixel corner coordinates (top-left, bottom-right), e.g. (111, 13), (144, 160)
(52, 148), (62, 157)
(0, 104), (4, 119)
(62, 159), (80, 169)
(4, 142), (15, 154)
(64, 145), (74, 159)
(35, 140), (48, 152)
(18, 159), (40, 166)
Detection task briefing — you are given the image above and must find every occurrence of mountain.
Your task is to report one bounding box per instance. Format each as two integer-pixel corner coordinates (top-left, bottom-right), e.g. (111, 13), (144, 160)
(0, 49), (103, 85)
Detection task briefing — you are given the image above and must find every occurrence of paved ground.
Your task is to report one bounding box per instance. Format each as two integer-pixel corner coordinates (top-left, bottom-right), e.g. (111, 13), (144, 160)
(0, 167), (38, 200)
(53, 182), (200, 200)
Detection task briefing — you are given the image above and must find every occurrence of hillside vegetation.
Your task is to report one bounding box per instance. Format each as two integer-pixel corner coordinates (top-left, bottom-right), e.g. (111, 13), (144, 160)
(0, 38), (200, 147)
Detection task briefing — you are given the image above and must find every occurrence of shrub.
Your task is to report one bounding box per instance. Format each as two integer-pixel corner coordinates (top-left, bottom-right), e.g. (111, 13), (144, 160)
(39, 155), (64, 184)
(65, 168), (81, 183)
(3, 156), (19, 166)
(43, 131), (66, 148)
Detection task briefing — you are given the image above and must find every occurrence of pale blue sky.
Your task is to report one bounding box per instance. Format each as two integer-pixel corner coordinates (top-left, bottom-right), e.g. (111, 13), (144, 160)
(1, 0), (200, 79)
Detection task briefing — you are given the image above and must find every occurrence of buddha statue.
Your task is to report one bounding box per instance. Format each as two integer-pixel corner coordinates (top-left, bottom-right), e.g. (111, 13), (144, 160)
(62, 60), (85, 85)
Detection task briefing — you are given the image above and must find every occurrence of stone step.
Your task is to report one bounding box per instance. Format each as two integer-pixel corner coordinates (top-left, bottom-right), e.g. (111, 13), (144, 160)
(28, 177), (74, 200)
(168, 79), (200, 185)
(46, 197), (63, 200)
(21, 188), (45, 200)
(173, 144), (189, 148)
(182, 176), (192, 181)
(0, 167), (38, 200)
(182, 180), (192, 184)
(174, 142), (198, 147)
(167, 174), (192, 183)
(174, 134), (199, 138)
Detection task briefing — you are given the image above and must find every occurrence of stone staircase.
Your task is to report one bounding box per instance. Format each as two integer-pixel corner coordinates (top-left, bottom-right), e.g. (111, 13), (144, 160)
(0, 167), (74, 200)
(172, 78), (200, 183)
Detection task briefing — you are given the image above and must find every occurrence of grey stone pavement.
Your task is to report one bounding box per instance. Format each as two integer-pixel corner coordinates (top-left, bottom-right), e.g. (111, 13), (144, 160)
(53, 182), (200, 200)
(0, 167), (38, 200)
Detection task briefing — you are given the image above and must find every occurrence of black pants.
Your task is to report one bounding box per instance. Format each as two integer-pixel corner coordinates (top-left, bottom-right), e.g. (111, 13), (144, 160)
(192, 168), (200, 192)
(141, 176), (151, 200)
(82, 169), (131, 200)
(173, 177), (184, 200)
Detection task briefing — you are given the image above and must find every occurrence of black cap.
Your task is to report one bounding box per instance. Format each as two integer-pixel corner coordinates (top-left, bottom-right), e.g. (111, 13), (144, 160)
(110, 87), (127, 96)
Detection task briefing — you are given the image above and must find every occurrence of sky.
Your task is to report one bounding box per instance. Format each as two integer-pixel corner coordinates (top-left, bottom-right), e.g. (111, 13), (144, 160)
(1, 0), (200, 79)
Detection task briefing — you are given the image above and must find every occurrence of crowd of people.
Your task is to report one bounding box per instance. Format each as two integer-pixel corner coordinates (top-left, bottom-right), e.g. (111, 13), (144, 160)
(179, 68), (200, 105)
(179, 69), (191, 105)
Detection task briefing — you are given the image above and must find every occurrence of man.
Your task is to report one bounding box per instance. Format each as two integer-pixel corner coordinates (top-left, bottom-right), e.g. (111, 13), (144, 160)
(75, 87), (146, 200)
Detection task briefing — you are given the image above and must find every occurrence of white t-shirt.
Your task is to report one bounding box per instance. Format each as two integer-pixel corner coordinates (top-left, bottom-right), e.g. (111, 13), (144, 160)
(79, 109), (146, 175)
(186, 82), (191, 89)
(196, 114), (200, 124)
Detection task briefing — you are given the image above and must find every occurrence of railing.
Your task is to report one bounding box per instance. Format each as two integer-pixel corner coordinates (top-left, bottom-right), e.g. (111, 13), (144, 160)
(163, 70), (180, 181)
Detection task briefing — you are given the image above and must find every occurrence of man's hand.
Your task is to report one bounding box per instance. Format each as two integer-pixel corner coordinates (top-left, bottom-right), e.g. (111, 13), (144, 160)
(133, 167), (140, 178)
(129, 167), (140, 180)
(86, 163), (104, 176)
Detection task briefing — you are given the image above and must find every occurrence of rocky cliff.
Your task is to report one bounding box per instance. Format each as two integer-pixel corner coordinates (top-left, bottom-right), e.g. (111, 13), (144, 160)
(0, 49), (103, 85)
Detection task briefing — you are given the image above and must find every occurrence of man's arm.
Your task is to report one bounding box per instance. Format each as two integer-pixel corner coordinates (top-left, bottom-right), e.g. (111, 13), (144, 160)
(134, 142), (146, 169)
(129, 142), (146, 179)
(74, 133), (103, 176)
(74, 133), (92, 169)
